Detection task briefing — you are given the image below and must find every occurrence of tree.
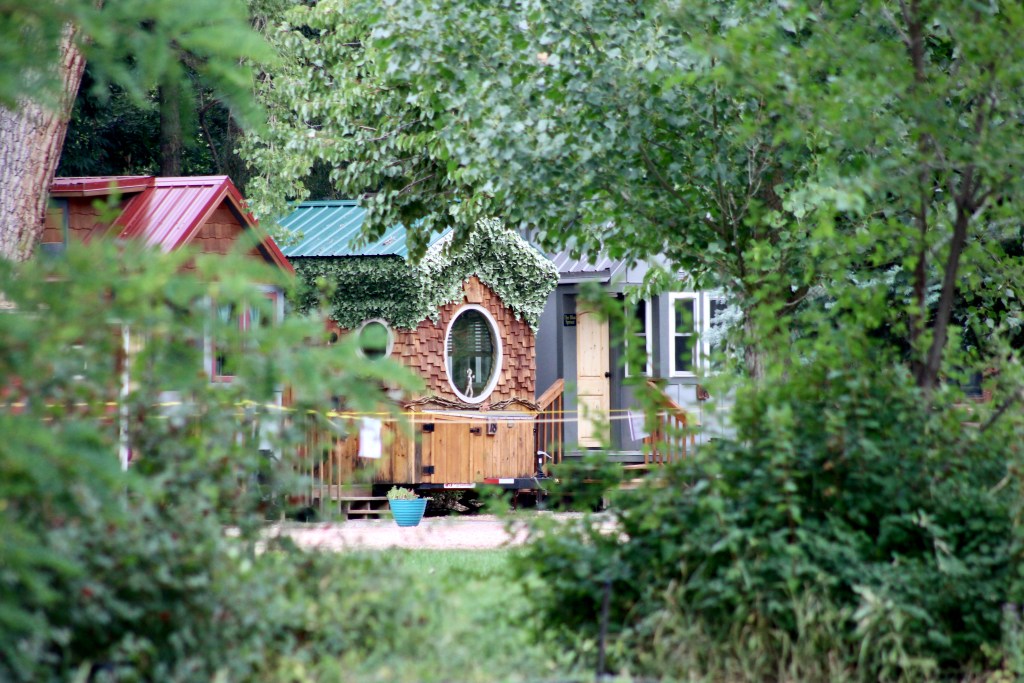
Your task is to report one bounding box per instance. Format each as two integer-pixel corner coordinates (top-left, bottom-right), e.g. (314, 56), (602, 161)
(0, 25), (85, 261)
(0, 0), (273, 261)
(59, 70), (253, 186)
(243, 0), (1024, 390)
(243, 1), (826, 377)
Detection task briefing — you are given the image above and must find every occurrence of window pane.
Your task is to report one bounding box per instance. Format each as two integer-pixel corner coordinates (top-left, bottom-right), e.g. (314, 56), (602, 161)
(627, 336), (647, 376)
(710, 297), (727, 322)
(674, 298), (694, 334)
(674, 334), (693, 372)
(218, 303), (236, 325)
(359, 321), (389, 360)
(251, 295), (276, 329)
(216, 303), (238, 377)
(626, 299), (649, 376)
(447, 310), (496, 397)
(633, 300), (647, 334)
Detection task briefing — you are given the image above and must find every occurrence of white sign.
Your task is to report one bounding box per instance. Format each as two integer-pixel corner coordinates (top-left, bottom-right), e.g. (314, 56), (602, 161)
(358, 418), (383, 459)
(627, 410), (650, 442)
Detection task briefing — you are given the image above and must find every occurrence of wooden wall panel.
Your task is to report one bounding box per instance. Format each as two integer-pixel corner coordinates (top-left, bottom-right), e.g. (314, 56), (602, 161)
(303, 412), (536, 487)
(192, 205), (250, 256)
(42, 204), (64, 244)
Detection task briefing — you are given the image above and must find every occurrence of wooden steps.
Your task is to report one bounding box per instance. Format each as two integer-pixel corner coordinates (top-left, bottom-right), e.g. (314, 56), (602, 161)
(338, 496), (392, 520)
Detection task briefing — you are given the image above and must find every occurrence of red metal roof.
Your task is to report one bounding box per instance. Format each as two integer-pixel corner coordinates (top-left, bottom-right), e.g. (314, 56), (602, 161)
(49, 175), (293, 273)
(50, 175), (152, 197)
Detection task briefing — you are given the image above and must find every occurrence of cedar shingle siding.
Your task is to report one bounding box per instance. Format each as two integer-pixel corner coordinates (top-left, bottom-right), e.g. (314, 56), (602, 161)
(192, 206), (263, 259)
(342, 276), (536, 403)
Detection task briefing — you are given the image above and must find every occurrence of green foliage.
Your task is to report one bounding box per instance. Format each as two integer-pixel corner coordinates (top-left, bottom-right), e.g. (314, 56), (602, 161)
(0, 239), (564, 682)
(386, 486), (418, 500)
(512, 354), (1022, 680)
(292, 256), (426, 330)
(58, 71), (255, 189)
(271, 548), (568, 682)
(1, 0), (273, 125)
(58, 78), (163, 177)
(0, 240), (420, 679)
(245, 0), (1024, 388)
(242, 0), (823, 373)
(291, 218), (558, 330)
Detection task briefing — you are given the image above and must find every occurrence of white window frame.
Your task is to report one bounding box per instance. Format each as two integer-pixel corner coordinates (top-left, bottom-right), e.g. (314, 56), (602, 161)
(623, 298), (652, 378)
(354, 318), (394, 360)
(444, 304), (503, 404)
(668, 292), (701, 377)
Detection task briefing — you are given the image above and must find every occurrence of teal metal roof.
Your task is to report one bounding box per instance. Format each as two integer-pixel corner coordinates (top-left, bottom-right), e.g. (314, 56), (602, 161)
(278, 200), (449, 258)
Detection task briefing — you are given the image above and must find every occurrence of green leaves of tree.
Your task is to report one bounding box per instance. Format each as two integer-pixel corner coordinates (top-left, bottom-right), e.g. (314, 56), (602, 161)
(247, 0), (1024, 388)
(2, 0), (274, 126)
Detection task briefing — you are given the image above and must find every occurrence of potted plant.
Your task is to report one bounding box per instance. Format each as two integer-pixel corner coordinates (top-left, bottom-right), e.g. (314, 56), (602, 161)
(386, 486), (427, 527)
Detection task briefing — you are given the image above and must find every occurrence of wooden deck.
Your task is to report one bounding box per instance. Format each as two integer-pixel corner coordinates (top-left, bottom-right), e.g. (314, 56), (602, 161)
(291, 378), (697, 514)
(295, 406), (540, 514)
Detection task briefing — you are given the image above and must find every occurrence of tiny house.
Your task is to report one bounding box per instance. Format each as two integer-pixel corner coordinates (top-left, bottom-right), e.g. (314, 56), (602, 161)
(46, 175), (292, 271)
(46, 175), (294, 378)
(43, 175), (295, 467)
(280, 202), (558, 493)
(535, 248), (733, 460)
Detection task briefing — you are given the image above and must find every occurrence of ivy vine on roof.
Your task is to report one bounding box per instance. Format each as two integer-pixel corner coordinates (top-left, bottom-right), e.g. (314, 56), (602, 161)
(290, 218), (558, 331)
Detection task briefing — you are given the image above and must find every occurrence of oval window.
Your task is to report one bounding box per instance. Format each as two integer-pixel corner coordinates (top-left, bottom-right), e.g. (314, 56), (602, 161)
(445, 306), (502, 403)
(356, 319), (392, 360)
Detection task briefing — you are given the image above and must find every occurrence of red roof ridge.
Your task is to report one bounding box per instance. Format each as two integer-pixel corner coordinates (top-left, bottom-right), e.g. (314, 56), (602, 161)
(50, 175), (154, 196)
(150, 175), (231, 186)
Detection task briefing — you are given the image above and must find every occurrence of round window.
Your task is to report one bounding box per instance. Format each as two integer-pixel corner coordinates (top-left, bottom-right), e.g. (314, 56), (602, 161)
(445, 306), (502, 403)
(356, 319), (392, 360)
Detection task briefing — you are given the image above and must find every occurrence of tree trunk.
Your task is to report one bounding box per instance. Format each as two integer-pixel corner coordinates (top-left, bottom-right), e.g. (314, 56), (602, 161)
(743, 314), (765, 381)
(0, 26), (87, 262)
(916, 206), (971, 395)
(159, 80), (183, 176)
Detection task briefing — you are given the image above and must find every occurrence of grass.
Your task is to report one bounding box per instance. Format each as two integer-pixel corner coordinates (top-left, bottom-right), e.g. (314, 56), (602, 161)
(321, 547), (574, 682)
(387, 548), (512, 577)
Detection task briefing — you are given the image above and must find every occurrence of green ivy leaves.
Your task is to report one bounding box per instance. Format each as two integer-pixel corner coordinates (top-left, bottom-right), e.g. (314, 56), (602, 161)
(291, 218), (558, 330)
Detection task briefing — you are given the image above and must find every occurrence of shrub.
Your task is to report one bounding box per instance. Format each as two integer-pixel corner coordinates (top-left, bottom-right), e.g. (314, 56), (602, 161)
(512, 359), (1020, 680)
(0, 241), (419, 680)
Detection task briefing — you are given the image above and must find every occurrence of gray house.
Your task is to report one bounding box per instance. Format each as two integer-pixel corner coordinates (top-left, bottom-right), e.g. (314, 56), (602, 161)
(534, 249), (732, 455)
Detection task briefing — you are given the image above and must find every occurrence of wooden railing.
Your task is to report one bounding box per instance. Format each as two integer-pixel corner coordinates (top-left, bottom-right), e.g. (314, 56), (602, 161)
(535, 378), (565, 467)
(642, 380), (694, 465)
(296, 415), (359, 515)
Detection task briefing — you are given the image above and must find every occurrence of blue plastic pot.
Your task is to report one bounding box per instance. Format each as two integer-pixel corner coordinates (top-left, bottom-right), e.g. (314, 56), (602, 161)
(389, 498), (427, 527)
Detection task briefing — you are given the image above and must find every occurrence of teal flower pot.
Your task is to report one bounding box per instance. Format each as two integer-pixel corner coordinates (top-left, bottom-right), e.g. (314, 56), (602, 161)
(389, 498), (427, 527)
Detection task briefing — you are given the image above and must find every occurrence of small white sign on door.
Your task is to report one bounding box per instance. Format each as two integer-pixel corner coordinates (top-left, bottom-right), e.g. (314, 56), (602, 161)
(358, 417), (383, 459)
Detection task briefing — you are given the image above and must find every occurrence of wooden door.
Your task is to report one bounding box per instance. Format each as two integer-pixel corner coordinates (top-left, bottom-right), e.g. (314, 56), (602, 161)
(576, 303), (610, 448)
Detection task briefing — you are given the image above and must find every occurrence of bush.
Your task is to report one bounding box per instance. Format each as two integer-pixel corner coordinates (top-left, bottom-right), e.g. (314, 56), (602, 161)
(0, 242), (419, 680)
(512, 360), (1021, 681)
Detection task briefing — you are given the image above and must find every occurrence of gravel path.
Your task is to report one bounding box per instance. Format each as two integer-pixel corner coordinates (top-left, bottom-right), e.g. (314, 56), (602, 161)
(267, 513), (600, 551)
(268, 515), (529, 551)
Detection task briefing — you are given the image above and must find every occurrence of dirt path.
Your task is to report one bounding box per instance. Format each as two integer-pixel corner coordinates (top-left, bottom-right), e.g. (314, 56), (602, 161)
(267, 512), (601, 551)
